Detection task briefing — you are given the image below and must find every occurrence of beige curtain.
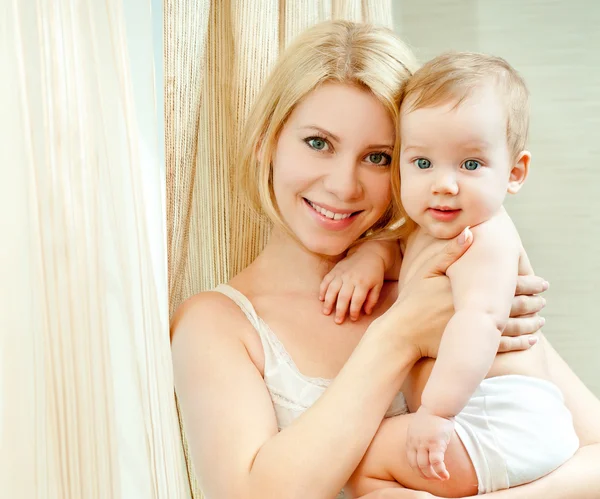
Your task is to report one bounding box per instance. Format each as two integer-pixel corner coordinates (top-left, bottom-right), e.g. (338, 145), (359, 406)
(2, 1), (190, 497)
(165, 1), (392, 496)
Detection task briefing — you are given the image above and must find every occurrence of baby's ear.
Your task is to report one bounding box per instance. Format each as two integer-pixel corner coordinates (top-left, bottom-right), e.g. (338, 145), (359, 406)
(507, 151), (531, 194)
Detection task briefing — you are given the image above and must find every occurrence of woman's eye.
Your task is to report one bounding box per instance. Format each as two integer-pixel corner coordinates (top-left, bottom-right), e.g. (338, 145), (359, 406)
(463, 159), (481, 171)
(306, 137), (329, 151)
(366, 152), (391, 166)
(414, 158), (432, 169)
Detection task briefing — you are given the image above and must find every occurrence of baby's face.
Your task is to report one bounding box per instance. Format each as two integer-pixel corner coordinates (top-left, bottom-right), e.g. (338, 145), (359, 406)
(399, 85), (513, 239)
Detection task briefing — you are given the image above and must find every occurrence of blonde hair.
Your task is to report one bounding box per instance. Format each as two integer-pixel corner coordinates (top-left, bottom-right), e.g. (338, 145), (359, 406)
(237, 20), (419, 244)
(400, 51), (530, 160)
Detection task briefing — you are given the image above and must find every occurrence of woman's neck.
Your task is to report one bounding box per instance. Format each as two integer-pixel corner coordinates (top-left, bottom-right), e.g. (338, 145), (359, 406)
(244, 228), (345, 295)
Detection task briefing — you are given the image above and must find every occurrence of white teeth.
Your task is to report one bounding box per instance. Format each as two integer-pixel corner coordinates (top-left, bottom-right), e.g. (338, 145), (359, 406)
(308, 200), (352, 220)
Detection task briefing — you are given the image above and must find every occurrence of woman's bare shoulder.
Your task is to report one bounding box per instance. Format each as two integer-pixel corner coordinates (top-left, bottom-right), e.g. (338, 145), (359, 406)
(171, 290), (241, 334)
(170, 288), (266, 372)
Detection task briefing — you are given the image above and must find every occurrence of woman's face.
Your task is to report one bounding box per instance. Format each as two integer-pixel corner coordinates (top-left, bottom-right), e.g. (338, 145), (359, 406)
(271, 82), (395, 256)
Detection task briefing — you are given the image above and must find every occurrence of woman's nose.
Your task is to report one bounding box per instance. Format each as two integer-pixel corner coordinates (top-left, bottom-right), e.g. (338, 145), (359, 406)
(324, 159), (363, 201)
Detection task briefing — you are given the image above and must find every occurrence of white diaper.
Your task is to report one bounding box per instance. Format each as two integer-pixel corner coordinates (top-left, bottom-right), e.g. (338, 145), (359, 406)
(453, 375), (579, 494)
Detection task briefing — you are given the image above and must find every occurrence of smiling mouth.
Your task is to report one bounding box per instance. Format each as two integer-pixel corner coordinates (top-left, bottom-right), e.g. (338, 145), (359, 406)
(304, 198), (362, 220)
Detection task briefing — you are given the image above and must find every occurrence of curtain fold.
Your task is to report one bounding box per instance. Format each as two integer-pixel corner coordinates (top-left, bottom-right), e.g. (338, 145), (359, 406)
(2, 1), (190, 497)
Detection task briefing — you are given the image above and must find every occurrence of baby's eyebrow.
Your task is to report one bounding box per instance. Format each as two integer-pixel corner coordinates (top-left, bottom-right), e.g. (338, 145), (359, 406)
(459, 143), (491, 154)
(402, 145), (427, 153)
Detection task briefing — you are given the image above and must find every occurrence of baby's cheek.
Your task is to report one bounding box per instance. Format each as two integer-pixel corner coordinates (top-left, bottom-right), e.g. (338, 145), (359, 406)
(400, 180), (425, 218)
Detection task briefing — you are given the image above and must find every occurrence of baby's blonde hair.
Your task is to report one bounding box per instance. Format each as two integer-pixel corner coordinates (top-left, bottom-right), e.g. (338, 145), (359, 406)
(237, 20), (419, 244)
(400, 51), (530, 160)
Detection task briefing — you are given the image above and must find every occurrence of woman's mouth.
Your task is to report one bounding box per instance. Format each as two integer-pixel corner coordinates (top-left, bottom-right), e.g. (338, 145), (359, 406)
(303, 198), (362, 230)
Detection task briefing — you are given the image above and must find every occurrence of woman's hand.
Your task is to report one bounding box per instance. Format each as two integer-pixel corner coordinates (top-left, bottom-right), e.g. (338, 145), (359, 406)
(503, 275), (548, 349)
(370, 228), (548, 359)
(369, 228), (473, 358)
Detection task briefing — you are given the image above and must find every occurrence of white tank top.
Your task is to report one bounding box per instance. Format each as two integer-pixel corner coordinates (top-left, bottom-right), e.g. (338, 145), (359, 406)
(214, 284), (409, 428)
(215, 284), (409, 498)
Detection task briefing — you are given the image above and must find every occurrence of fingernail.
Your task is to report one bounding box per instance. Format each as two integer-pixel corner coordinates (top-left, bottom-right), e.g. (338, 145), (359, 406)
(529, 336), (539, 345)
(539, 317), (546, 327)
(542, 280), (550, 290)
(335, 317), (342, 324)
(541, 298), (547, 307)
(458, 226), (471, 245)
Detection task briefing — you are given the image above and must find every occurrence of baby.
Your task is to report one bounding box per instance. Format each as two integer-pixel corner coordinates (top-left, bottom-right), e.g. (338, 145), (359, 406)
(321, 52), (579, 496)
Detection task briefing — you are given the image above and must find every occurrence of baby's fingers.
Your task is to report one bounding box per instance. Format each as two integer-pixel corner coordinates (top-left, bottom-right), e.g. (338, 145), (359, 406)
(407, 447), (419, 477)
(429, 449), (449, 481)
(319, 272), (338, 301)
(323, 277), (343, 315)
(335, 282), (355, 324)
(349, 286), (370, 322)
(416, 448), (440, 480)
(363, 284), (382, 316)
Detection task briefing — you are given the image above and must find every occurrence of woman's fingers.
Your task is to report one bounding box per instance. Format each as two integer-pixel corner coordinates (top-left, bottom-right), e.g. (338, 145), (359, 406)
(515, 275), (549, 296)
(422, 227), (473, 278)
(504, 315), (545, 336)
(509, 294), (546, 318)
(498, 334), (538, 353)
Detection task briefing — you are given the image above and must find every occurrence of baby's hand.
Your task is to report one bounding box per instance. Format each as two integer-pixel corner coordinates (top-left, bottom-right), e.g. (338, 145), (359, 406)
(319, 248), (386, 324)
(406, 406), (455, 481)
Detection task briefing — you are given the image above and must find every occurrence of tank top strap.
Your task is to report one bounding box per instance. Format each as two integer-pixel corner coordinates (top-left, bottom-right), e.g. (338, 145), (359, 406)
(213, 283), (262, 330)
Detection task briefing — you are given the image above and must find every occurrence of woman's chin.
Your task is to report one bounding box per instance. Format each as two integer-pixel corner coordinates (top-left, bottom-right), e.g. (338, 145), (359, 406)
(299, 236), (352, 258)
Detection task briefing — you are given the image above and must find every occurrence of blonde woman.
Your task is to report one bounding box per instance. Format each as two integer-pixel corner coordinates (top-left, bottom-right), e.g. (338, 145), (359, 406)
(171, 21), (600, 499)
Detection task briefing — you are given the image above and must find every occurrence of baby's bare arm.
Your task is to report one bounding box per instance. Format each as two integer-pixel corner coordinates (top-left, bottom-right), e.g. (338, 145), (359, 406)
(420, 220), (520, 417)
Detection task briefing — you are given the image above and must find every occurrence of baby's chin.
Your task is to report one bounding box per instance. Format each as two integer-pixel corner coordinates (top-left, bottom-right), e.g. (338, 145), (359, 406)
(420, 221), (467, 240)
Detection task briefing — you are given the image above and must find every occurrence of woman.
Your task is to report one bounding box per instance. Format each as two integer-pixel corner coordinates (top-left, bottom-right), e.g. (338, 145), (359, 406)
(171, 21), (600, 499)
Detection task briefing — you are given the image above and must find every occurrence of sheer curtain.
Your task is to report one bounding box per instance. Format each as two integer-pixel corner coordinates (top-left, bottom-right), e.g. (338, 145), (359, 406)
(165, 1), (393, 496)
(2, 1), (190, 497)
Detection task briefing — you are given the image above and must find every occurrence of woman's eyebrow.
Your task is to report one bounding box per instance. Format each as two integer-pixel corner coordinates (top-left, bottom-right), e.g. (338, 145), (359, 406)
(299, 125), (340, 142)
(366, 142), (394, 150)
(300, 125), (393, 149)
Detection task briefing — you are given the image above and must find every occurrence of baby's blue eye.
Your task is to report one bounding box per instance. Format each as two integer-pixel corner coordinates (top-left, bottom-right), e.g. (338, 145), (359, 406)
(414, 158), (432, 169)
(306, 137), (329, 151)
(463, 159), (481, 171)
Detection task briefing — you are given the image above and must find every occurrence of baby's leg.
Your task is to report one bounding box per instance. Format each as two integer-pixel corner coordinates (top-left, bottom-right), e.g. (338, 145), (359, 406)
(345, 359), (478, 499)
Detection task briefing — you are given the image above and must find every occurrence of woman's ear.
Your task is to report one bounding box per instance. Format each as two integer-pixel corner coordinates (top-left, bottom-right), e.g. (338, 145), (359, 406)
(507, 150), (531, 194)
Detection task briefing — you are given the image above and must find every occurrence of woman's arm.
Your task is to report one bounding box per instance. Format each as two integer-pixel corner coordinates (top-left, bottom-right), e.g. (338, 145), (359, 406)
(471, 335), (600, 498)
(171, 235), (472, 499)
(172, 294), (417, 499)
(357, 336), (600, 499)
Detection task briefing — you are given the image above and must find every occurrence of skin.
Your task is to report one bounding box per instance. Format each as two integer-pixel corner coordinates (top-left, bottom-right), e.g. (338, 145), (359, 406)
(170, 83), (598, 499)
(398, 87), (540, 485)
